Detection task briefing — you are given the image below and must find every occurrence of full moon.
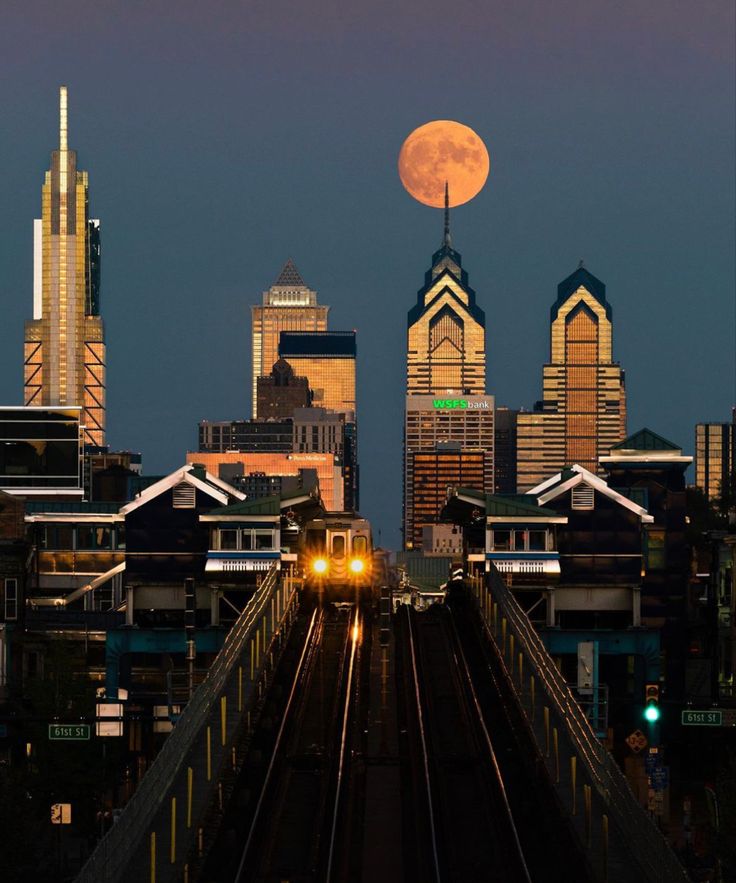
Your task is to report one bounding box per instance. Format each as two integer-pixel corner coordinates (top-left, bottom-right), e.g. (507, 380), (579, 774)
(398, 120), (490, 208)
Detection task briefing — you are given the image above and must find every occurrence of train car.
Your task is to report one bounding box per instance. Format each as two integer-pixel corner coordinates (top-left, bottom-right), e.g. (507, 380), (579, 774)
(300, 513), (373, 600)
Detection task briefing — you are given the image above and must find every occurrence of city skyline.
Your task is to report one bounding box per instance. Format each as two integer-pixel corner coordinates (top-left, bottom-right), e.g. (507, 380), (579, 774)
(0, 3), (733, 547)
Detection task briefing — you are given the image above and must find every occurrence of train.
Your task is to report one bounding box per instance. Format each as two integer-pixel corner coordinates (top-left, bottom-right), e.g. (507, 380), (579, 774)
(299, 513), (374, 600)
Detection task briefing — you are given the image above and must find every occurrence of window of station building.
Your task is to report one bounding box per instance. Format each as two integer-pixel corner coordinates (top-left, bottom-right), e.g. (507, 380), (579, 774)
(528, 530), (548, 551)
(4, 579), (18, 620)
(492, 530), (511, 550)
(255, 530), (274, 550)
(513, 530), (528, 550)
(39, 525), (74, 550)
(76, 525), (113, 550)
(219, 529), (238, 551)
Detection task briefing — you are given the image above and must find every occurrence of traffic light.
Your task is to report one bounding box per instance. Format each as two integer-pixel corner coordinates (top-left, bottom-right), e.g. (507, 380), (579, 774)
(644, 683), (660, 722)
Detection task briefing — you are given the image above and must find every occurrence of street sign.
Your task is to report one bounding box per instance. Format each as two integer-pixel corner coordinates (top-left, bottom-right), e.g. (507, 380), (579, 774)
(48, 724), (90, 741)
(51, 803), (71, 825)
(645, 752), (660, 775)
(681, 710), (723, 727)
(625, 729), (648, 753)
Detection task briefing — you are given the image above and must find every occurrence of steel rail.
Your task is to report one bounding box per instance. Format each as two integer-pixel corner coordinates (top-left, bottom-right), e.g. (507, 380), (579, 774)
(324, 606), (361, 883)
(446, 608), (533, 883)
(404, 606), (443, 883)
(234, 607), (321, 882)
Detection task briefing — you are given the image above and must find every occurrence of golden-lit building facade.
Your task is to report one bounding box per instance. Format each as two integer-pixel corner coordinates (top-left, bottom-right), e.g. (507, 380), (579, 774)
(406, 447), (486, 551)
(517, 266), (626, 491)
(251, 260), (328, 417)
(406, 221), (485, 395)
(404, 395), (494, 547)
(24, 87), (106, 446)
(185, 450), (344, 512)
(695, 412), (736, 500)
(278, 332), (356, 422)
(403, 214), (490, 549)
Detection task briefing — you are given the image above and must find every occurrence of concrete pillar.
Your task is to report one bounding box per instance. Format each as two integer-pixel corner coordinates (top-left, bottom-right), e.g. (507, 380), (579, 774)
(632, 585), (641, 628)
(210, 588), (220, 627)
(546, 586), (556, 627)
(125, 584), (135, 627)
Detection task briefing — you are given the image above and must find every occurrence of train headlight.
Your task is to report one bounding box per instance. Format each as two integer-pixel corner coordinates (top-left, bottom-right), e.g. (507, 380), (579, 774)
(312, 557), (328, 575)
(349, 558), (365, 574)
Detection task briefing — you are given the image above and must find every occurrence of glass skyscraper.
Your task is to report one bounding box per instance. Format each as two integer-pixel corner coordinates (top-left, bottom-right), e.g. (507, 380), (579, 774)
(24, 87), (106, 446)
(250, 260), (328, 417)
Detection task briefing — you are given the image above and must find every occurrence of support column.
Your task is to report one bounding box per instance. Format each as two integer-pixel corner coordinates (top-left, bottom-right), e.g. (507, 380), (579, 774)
(546, 586), (556, 627)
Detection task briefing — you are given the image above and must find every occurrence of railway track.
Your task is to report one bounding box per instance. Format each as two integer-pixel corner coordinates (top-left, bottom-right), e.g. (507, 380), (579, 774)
(397, 603), (532, 883)
(229, 603), (362, 882)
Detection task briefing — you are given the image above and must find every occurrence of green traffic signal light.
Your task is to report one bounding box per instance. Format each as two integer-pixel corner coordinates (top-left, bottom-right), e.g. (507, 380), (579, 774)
(644, 703), (660, 723)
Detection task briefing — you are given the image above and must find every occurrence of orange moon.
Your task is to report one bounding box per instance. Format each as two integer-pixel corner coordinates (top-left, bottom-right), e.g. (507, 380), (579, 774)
(398, 120), (490, 208)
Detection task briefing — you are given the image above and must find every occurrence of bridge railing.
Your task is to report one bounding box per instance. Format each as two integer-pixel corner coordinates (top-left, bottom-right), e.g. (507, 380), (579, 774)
(76, 566), (299, 883)
(470, 568), (689, 883)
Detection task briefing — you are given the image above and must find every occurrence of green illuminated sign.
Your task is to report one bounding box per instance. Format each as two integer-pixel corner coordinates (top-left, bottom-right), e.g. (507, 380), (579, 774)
(433, 399), (489, 410)
(681, 710), (722, 727)
(48, 724), (90, 741)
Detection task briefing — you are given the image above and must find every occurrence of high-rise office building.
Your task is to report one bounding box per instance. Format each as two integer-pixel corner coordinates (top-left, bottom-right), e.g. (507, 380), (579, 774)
(406, 444), (486, 550)
(24, 87), (106, 446)
(516, 265), (626, 491)
(256, 358), (312, 420)
(251, 261), (328, 417)
(695, 410), (736, 501)
(278, 331), (357, 421)
(403, 198), (492, 548)
(406, 198), (485, 395)
(198, 419), (294, 453)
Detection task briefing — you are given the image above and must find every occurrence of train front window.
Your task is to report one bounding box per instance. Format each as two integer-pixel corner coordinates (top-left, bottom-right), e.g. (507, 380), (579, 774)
(332, 535), (346, 559)
(353, 535), (367, 556)
(305, 529), (326, 554)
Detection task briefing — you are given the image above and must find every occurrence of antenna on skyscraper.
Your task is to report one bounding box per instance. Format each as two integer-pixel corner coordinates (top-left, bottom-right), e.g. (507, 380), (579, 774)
(443, 180), (452, 248)
(59, 86), (68, 152)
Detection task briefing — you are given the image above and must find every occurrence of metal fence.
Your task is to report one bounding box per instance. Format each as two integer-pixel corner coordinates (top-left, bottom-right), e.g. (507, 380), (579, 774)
(75, 566), (298, 883)
(472, 569), (689, 883)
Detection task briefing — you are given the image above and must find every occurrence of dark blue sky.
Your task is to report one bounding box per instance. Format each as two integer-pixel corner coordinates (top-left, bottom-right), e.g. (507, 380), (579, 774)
(1, 1), (734, 547)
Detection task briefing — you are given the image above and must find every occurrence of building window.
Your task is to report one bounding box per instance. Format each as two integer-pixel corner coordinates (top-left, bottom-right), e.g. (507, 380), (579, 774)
(493, 530), (511, 551)
(571, 484), (595, 510)
(528, 530), (547, 551)
(173, 482), (196, 509)
(219, 529), (238, 551)
(4, 579), (18, 620)
(255, 530), (273, 550)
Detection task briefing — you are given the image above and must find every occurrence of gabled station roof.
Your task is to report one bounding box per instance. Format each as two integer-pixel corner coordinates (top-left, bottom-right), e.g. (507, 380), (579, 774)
(601, 427), (691, 466)
(119, 464), (244, 515)
(611, 427), (681, 452)
(528, 464), (654, 522)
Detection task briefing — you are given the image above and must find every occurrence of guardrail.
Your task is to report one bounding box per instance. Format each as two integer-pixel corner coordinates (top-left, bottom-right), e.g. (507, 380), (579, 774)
(76, 566), (299, 883)
(470, 568), (689, 883)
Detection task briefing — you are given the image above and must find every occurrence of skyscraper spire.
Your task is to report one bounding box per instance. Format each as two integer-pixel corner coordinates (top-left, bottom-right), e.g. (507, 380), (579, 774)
(443, 180), (451, 247)
(59, 85), (68, 152)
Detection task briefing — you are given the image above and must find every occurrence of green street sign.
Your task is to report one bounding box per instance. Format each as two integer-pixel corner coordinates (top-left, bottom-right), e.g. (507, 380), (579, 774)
(48, 724), (91, 741)
(681, 710), (722, 727)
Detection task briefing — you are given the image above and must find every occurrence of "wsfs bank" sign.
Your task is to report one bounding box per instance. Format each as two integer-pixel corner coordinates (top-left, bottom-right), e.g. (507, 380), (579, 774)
(432, 399), (490, 410)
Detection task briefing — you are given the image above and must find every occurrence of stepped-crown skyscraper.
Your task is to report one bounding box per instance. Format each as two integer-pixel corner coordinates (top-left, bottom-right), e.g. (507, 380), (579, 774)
(24, 87), (106, 445)
(406, 192), (486, 394)
(404, 190), (494, 548)
(516, 264), (626, 490)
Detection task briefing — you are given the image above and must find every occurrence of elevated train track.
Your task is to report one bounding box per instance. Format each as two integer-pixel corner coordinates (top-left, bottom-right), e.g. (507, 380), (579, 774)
(396, 598), (592, 883)
(200, 603), (364, 882)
